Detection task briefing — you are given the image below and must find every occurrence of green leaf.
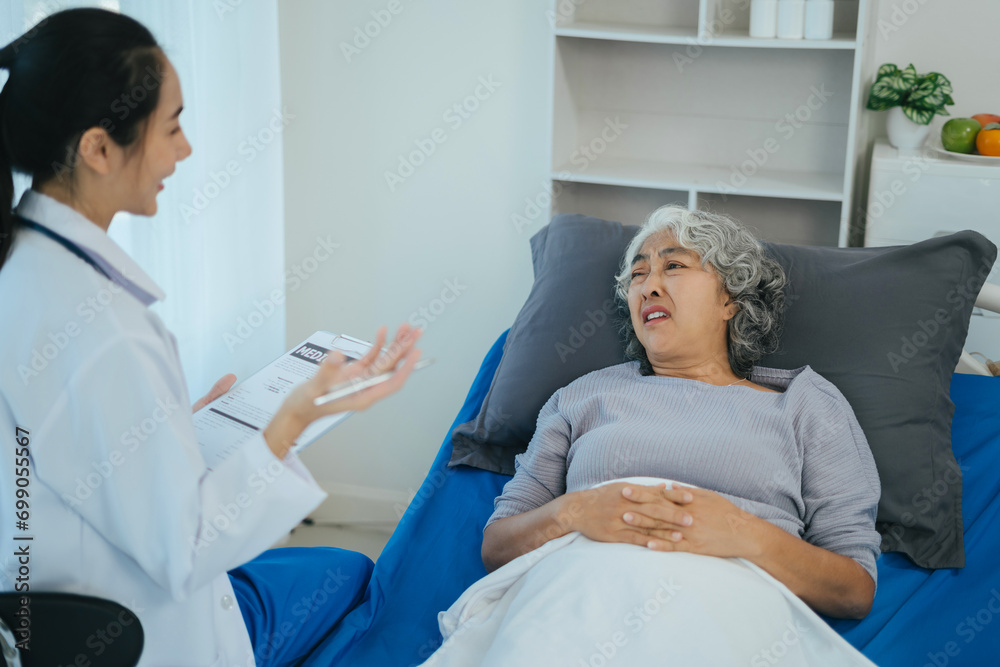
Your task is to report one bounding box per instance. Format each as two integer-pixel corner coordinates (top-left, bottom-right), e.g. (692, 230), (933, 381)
(903, 106), (934, 125)
(867, 97), (897, 111)
(944, 94), (955, 106)
(923, 73), (953, 96)
(932, 71), (953, 91)
(883, 72), (913, 93)
(891, 73), (916, 92)
(907, 79), (935, 101)
(892, 64), (918, 91)
(910, 87), (945, 110)
(876, 63), (899, 79)
(869, 93), (902, 108)
(870, 79), (902, 102)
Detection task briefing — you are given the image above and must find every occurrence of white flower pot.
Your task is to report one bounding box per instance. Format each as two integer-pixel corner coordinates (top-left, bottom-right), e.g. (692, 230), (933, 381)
(886, 106), (931, 150)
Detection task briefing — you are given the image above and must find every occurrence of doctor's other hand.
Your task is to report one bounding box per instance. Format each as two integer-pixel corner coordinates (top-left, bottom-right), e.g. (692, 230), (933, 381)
(192, 373), (237, 413)
(263, 325), (423, 459)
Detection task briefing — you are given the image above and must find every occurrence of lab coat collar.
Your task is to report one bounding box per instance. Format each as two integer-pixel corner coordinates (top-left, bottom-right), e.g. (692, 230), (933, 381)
(15, 189), (166, 306)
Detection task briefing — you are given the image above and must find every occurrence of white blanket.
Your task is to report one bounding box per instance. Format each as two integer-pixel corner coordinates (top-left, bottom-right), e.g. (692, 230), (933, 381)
(424, 478), (876, 667)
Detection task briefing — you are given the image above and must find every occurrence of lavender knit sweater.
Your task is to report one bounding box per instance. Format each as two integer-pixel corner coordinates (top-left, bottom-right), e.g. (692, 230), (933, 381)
(487, 362), (882, 584)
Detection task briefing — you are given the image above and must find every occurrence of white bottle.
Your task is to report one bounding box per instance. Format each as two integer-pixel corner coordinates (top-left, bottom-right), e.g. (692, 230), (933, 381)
(804, 0), (835, 40)
(776, 0), (805, 39)
(749, 0), (778, 38)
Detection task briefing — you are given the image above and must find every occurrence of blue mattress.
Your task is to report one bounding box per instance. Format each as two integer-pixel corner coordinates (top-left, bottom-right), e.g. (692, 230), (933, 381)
(301, 331), (1000, 667)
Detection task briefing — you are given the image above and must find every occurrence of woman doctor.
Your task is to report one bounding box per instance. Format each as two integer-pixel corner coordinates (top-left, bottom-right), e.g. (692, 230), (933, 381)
(0, 8), (421, 666)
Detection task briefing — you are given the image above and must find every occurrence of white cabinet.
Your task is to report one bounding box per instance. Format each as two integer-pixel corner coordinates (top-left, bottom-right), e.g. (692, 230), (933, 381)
(548, 0), (878, 246)
(864, 140), (1000, 248)
(864, 139), (1000, 358)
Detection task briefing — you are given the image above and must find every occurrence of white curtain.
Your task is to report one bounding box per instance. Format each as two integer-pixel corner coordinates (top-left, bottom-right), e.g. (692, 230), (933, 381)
(2, 0), (287, 399)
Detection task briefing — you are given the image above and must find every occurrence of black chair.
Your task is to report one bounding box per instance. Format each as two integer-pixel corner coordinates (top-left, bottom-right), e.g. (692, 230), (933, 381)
(0, 593), (143, 666)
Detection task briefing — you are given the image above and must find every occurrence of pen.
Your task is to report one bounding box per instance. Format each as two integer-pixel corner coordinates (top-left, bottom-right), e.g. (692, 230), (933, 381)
(313, 358), (435, 406)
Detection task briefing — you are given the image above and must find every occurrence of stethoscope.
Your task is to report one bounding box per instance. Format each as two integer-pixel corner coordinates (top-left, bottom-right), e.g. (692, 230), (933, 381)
(16, 215), (112, 281)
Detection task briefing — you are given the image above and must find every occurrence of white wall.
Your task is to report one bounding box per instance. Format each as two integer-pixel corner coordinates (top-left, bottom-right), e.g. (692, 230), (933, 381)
(277, 1), (551, 518)
(865, 0), (998, 131)
(855, 0), (1000, 233)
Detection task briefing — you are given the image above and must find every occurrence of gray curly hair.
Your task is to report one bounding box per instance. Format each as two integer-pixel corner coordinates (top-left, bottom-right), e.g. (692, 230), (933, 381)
(613, 205), (786, 378)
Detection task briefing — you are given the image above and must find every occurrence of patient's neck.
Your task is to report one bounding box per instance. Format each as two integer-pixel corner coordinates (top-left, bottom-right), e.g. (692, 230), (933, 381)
(648, 353), (742, 385)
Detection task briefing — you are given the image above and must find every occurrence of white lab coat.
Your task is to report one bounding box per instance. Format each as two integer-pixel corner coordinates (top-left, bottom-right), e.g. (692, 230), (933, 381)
(0, 191), (327, 666)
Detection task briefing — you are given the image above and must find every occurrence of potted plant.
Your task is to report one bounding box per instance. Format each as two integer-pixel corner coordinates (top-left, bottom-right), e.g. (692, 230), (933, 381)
(866, 63), (954, 149)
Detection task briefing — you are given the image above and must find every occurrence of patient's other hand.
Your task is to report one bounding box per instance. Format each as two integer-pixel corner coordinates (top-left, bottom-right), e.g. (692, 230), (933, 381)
(559, 482), (696, 549)
(624, 486), (763, 558)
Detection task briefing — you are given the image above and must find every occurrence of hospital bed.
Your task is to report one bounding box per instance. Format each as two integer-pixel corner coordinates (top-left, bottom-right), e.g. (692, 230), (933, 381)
(300, 224), (1000, 667)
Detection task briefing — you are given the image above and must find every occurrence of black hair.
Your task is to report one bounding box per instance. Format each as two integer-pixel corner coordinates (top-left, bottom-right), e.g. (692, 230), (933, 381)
(0, 8), (163, 271)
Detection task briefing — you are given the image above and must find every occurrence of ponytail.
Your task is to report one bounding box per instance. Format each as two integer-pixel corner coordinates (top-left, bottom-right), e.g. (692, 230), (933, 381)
(0, 144), (13, 273)
(0, 9), (162, 273)
(0, 44), (15, 272)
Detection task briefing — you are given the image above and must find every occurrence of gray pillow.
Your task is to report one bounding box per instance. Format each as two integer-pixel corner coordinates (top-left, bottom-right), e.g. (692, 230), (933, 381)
(450, 214), (633, 473)
(757, 236), (995, 569)
(450, 213), (996, 570)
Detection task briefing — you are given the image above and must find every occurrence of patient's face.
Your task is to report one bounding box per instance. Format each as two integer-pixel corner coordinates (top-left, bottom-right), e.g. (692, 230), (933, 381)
(627, 233), (735, 369)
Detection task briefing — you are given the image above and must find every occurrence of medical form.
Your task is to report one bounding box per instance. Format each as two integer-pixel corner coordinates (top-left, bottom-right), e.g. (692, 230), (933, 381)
(194, 331), (373, 470)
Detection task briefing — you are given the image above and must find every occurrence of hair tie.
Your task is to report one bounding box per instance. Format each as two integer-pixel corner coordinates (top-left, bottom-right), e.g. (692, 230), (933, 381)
(0, 43), (17, 69)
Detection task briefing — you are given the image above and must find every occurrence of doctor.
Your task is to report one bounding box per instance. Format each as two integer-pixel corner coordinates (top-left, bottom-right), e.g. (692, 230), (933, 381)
(0, 8), (421, 666)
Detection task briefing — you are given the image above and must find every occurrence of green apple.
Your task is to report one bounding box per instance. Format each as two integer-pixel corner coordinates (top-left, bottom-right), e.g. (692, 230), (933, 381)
(941, 118), (982, 153)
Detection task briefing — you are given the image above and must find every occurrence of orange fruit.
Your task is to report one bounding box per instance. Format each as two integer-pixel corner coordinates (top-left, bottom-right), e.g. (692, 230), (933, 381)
(976, 124), (1000, 157)
(971, 113), (1000, 127)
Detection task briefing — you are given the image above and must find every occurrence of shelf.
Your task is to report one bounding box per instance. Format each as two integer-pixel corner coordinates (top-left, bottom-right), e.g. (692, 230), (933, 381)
(547, 0), (872, 245)
(552, 182), (690, 228)
(552, 157), (844, 202)
(555, 22), (698, 45)
(551, 182), (841, 245)
(696, 192), (841, 246)
(555, 22), (857, 49)
(708, 30), (857, 50)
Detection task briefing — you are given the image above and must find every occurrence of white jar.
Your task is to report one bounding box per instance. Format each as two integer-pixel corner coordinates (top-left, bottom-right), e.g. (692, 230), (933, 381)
(804, 0), (835, 40)
(776, 0), (805, 39)
(749, 0), (778, 38)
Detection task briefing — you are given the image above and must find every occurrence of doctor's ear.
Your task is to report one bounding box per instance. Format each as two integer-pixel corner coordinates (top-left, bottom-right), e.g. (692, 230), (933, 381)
(73, 127), (117, 177)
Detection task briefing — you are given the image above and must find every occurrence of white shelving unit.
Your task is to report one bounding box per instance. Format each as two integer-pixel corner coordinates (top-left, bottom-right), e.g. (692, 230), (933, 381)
(549, 0), (879, 246)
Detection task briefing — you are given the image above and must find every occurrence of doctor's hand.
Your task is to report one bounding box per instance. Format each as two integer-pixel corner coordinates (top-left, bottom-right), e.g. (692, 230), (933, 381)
(192, 373), (237, 413)
(262, 324), (422, 460)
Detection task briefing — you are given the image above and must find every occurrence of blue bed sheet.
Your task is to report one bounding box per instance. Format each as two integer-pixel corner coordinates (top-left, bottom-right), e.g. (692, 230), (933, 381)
(301, 331), (1000, 667)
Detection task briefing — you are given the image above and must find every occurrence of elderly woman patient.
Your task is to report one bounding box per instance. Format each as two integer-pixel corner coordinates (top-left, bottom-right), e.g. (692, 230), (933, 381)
(421, 207), (882, 665)
(482, 205), (880, 623)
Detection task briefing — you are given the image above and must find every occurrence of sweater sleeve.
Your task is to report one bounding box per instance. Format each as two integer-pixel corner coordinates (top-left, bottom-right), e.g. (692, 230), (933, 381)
(797, 373), (882, 588)
(485, 389), (572, 529)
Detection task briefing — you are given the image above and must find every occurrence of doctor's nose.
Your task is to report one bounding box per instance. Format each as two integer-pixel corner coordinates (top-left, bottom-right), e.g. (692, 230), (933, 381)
(178, 131), (193, 161)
